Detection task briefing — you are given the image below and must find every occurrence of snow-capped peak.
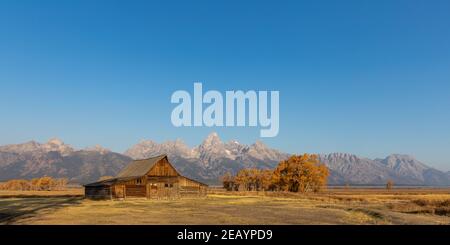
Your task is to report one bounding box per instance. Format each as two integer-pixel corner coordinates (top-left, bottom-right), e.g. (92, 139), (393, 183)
(41, 138), (74, 155)
(47, 138), (64, 146)
(0, 138), (74, 156)
(124, 132), (289, 168)
(201, 132), (223, 147)
(85, 145), (111, 154)
(124, 138), (197, 160)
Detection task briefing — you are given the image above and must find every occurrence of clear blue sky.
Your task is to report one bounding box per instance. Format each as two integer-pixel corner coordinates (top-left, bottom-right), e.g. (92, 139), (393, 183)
(1, 0), (449, 170)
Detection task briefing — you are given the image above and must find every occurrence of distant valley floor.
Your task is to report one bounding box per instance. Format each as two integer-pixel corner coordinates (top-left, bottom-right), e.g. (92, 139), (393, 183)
(1, 189), (450, 225)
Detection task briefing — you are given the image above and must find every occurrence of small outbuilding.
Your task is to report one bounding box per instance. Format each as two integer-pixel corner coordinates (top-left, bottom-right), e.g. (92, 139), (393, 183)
(84, 154), (208, 199)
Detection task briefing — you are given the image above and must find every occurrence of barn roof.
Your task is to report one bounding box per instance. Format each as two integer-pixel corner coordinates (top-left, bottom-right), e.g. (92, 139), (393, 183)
(178, 175), (209, 187)
(116, 154), (169, 178)
(83, 176), (137, 187)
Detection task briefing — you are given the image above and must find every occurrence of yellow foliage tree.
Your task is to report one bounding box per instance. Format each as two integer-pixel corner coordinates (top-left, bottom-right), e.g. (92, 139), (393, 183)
(235, 169), (252, 191)
(233, 168), (275, 191)
(272, 154), (329, 193)
(221, 172), (237, 191)
(260, 169), (274, 191)
(0, 177), (68, 191)
(37, 176), (53, 191)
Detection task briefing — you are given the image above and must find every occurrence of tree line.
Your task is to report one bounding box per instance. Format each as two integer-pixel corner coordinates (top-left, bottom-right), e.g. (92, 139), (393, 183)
(221, 154), (329, 193)
(0, 177), (68, 191)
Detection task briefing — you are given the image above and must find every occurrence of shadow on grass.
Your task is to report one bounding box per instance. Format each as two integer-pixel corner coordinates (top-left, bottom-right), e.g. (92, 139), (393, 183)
(0, 197), (84, 224)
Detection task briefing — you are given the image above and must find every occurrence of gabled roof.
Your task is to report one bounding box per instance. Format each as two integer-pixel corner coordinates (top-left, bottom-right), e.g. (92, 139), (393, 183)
(179, 175), (209, 187)
(83, 176), (136, 187)
(116, 154), (169, 178)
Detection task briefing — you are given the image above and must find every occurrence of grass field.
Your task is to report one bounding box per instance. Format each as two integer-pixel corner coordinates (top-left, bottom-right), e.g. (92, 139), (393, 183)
(1, 188), (449, 224)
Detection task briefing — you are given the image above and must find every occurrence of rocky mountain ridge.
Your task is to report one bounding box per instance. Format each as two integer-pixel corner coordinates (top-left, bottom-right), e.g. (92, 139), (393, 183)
(0, 134), (448, 186)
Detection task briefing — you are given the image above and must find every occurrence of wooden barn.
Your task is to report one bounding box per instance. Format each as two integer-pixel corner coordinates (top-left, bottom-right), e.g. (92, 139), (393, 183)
(84, 154), (208, 199)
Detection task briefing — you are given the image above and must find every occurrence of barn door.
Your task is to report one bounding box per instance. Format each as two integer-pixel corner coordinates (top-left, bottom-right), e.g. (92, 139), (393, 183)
(147, 183), (158, 198)
(114, 185), (125, 198)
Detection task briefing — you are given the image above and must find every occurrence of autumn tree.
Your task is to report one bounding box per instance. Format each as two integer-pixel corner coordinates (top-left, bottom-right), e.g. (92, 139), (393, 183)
(260, 169), (274, 191)
(222, 154), (329, 193)
(272, 154), (329, 193)
(233, 168), (275, 191)
(235, 169), (253, 191)
(31, 178), (40, 191)
(37, 176), (53, 190)
(0, 177), (68, 191)
(53, 178), (68, 190)
(2, 179), (30, 191)
(221, 172), (237, 191)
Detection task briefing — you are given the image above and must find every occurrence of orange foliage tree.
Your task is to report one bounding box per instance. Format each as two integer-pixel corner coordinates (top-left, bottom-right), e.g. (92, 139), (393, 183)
(272, 154), (329, 193)
(221, 172), (238, 191)
(0, 177), (68, 191)
(220, 154), (329, 193)
(233, 168), (275, 191)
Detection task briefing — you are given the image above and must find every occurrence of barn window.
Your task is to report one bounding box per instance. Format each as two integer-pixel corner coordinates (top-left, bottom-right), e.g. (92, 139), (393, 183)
(164, 183), (169, 187)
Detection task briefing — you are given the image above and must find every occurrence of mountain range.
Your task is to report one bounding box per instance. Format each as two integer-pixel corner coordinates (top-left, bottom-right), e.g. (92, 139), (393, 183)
(0, 133), (449, 186)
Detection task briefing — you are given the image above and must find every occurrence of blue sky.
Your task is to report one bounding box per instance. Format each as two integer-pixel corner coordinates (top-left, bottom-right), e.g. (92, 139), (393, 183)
(1, 0), (450, 170)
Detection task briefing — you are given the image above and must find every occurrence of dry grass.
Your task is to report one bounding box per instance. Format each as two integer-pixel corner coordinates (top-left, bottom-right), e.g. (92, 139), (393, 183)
(388, 198), (450, 216)
(1, 188), (449, 225)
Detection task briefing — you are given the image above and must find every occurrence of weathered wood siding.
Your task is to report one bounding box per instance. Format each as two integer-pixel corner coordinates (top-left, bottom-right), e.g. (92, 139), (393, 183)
(113, 185), (125, 198)
(147, 157), (179, 177)
(119, 176), (146, 186)
(146, 176), (178, 199)
(125, 185), (146, 197)
(178, 176), (205, 188)
(85, 186), (111, 200)
(146, 182), (179, 199)
(178, 176), (207, 197)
